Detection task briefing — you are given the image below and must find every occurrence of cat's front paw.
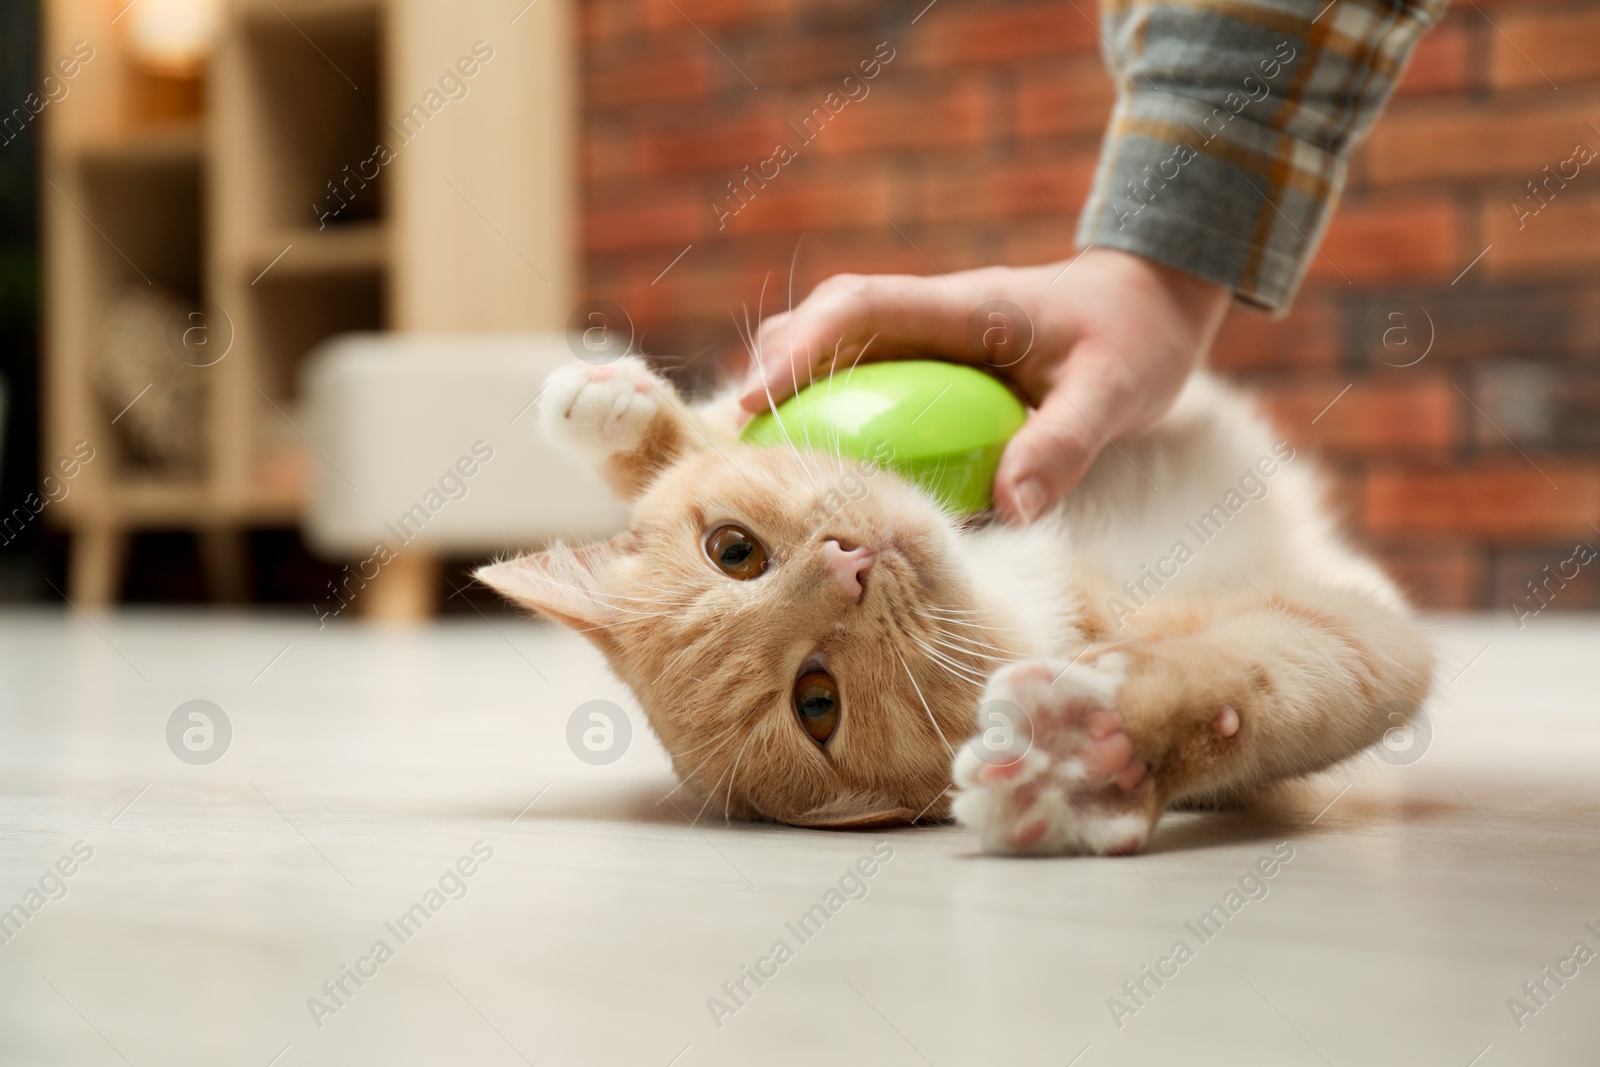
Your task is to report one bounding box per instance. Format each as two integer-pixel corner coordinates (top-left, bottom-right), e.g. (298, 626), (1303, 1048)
(540, 356), (672, 456)
(951, 657), (1160, 856)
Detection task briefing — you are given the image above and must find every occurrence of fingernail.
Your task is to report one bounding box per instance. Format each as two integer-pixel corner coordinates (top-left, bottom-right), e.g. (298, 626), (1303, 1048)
(1013, 477), (1046, 522)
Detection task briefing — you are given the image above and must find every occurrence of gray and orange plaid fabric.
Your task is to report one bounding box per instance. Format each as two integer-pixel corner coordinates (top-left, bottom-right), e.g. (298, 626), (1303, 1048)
(1077, 0), (1449, 311)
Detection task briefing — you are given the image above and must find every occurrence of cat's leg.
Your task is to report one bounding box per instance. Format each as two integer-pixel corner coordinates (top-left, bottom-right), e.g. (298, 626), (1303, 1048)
(541, 355), (701, 499)
(952, 584), (1433, 856)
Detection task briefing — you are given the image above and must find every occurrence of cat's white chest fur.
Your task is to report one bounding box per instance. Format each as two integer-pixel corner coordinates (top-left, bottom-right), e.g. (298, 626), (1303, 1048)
(955, 521), (1084, 658)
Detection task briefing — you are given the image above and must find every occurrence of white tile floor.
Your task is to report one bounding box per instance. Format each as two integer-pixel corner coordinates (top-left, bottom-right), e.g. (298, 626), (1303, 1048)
(0, 610), (1596, 1066)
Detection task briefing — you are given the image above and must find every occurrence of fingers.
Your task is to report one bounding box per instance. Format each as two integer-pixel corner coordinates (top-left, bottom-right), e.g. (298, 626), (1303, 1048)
(992, 349), (1127, 525)
(739, 272), (986, 413)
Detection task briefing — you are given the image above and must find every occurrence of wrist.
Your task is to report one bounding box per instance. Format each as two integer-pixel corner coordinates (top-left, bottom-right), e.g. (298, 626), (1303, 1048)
(1105, 247), (1230, 314)
(1090, 248), (1232, 355)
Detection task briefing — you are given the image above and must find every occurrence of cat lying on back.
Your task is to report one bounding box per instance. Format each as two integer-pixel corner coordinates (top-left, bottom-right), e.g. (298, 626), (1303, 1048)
(478, 355), (1432, 855)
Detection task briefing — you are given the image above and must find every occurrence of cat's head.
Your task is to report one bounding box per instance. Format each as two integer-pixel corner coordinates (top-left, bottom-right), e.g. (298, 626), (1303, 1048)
(479, 423), (1009, 828)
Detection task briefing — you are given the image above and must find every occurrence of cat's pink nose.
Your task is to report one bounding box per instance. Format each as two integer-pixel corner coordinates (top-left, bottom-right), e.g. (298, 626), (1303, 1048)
(823, 539), (875, 600)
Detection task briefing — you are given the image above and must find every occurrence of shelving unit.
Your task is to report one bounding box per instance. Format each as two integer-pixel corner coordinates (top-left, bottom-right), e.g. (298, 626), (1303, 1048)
(43, 0), (575, 609)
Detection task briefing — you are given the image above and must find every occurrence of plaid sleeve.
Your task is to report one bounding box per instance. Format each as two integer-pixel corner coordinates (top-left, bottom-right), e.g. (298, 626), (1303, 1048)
(1076, 0), (1449, 311)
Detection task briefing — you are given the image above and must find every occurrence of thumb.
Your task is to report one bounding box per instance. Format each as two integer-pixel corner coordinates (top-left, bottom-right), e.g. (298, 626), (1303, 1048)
(992, 356), (1122, 524)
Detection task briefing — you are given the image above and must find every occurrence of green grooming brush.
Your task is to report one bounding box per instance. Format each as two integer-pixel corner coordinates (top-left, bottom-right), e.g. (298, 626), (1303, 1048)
(740, 360), (1027, 513)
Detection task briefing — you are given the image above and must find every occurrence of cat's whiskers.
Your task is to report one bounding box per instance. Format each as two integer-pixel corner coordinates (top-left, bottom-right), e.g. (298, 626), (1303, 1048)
(650, 640), (700, 687)
(928, 621), (1015, 654)
(841, 330), (878, 388)
(655, 717), (750, 807)
(925, 632), (1010, 663)
(911, 786), (957, 825)
(813, 331), (879, 471)
(907, 634), (989, 687)
(738, 305), (820, 492)
(778, 238), (838, 479)
(690, 761), (735, 826)
(723, 729), (757, 825)
(667, 712), (747, 760)
(892, 647), (955, 757)
(926, 611), (1019, 634)
(755, 268), (828, 488)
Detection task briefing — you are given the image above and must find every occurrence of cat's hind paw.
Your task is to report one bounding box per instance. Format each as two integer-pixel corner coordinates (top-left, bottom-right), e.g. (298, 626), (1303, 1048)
(951, 658), (1160, 857)
(540, 356), (672, 457)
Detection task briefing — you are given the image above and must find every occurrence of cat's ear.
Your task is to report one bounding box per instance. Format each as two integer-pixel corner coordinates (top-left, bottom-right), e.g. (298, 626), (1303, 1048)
(475, 536), (633, 654)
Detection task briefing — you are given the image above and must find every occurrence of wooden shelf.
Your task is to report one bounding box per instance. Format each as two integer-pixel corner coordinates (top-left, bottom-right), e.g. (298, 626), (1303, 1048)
(69, 122), (203, 172)
(243, 223), (388, 280)
(234, 0), (380, 28)
(44, 0), (575, 607)
(55, 478), (303, 527)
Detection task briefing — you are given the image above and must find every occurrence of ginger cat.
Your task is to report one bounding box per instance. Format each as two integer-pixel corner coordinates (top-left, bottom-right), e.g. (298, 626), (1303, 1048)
(478, 355), (1432, 855)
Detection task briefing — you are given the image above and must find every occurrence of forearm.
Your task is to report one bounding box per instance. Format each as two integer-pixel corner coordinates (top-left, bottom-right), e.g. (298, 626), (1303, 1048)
(1078, 0), (1449, 312)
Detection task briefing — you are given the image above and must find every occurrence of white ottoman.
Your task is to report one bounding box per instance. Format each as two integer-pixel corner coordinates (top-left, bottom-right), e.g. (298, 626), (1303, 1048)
(301, 332), (627, 619)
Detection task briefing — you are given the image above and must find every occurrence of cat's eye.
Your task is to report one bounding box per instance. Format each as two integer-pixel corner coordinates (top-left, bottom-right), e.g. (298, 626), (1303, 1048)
(794, 670), (841, 745)
(706, 524), (769, 580)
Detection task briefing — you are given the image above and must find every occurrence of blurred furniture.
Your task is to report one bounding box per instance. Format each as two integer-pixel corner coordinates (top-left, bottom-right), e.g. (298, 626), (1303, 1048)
(301, 333), (627, 619)
(42, 0), (575, 607)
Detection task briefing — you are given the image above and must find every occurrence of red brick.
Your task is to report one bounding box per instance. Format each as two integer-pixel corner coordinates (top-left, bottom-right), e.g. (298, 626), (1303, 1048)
(921, 155), (1098, 223)
(739, 37), (902, 87)
(1310, 197), (1459, 283)
(617, 230), (983, 321)
(641, 0), (787, 32)
(1490, 544), (1600, 614)
(637, 113), (787, 174)
(1365, 463), (1600, 540)
(1394, 22), (1473, 97)
(622, 258), (785, 323)
(584, 189), (709, 253)
(1261, 375), (1461, 455)
(572, 0), (1600, 614)
(1484, 190), (1600, 276)
(718, 169), (900, 235)
(1490, 9), (1600, 90)
(1363, 97), (1600, 185)
(582, 128), (636, 183)
(1210, 299), (1341, 372)
(581, 0), (621, 44)
(810, 79), (993, 156)
(777, 231), (987, 291)
(1381, 286), (1600, 363)
(914, 2), (1100, 66)
(587, 55), (713, 107)
(1374, 542), (1487, 611)
(1015, 57), (1117, 139)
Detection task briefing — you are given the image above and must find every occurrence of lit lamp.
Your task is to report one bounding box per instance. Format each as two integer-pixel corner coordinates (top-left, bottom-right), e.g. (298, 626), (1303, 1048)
(122, 0), (220, 122)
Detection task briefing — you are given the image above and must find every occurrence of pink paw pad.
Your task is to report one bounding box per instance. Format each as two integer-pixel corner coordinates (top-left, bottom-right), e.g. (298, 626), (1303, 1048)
(1083, 729), (1135, 780)
(1114, 758), (1148, 791)
(1216, 704), (1240, 738)
(979, 757), (1028, 784)
(952, 660), (1157, 857)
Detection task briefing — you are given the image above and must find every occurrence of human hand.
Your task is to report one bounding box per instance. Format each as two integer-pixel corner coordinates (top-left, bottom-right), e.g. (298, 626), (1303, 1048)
(739, 249), (1232, 524)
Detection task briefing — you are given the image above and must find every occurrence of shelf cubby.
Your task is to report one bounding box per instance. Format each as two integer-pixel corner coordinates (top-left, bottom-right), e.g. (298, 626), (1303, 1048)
(44, 0), (576, 609)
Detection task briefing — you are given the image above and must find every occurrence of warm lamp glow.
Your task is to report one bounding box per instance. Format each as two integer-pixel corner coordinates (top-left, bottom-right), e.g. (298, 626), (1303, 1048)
(125, 0), (220, 77)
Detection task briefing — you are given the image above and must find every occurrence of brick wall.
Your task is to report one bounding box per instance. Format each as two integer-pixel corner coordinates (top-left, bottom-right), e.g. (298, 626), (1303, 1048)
(580, 0), (1600, 612)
